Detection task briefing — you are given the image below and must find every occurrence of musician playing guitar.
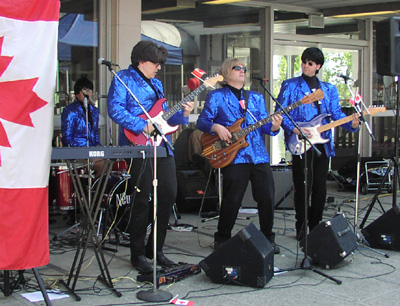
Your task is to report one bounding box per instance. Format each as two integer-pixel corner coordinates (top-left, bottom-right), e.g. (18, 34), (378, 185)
(197, 58), (282, 254)
(107, 41), (194, 273)
(275, 47), (360, 241)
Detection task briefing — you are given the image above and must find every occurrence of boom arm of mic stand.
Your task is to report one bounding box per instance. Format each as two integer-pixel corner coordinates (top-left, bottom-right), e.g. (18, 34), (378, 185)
(106, 66), (174, 151)
(258, 80), (321, 157)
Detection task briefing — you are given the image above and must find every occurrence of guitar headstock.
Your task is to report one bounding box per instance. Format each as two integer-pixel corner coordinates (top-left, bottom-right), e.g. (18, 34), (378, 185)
(203, 74), (223, 88)
(366, 106), (386, 115)
(301, 89), (324, 105)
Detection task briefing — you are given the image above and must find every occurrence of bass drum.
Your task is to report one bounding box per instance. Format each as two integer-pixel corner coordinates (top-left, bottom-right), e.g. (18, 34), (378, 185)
(93, 173), (133, 235)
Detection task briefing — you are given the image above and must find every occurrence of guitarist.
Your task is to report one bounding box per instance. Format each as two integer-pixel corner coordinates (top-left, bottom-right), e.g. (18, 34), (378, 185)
(197, 58), (282, 254)
(107, 41), (194, 273)
(275, 47), (360, 241)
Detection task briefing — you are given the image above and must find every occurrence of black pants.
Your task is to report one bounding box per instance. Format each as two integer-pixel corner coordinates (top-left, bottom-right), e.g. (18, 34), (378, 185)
(292, 144), (329, 233)
(128, 155), (177, 257)
(214, 163), (275, 244)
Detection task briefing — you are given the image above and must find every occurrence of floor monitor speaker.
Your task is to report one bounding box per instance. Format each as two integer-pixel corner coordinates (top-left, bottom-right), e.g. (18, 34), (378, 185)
(199, 222), (274, 288)
(300, 214), (357, 269)
(361, 206), (400, 251)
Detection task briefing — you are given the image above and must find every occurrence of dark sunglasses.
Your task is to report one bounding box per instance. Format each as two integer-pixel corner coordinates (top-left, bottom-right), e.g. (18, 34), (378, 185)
(232, 65), (247, 72)
(302, 60), (314, 66)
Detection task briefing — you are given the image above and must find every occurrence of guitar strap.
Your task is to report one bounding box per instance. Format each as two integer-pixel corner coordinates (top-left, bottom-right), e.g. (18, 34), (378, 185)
(303, 74), (321, 114)
(227, 84), (248, 119)
(241, 89), (249, 119)
(312, 88), (322, 114)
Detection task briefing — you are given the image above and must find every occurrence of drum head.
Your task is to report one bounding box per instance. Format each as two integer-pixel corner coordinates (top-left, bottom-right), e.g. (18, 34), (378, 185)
(95, 174), (133, 236)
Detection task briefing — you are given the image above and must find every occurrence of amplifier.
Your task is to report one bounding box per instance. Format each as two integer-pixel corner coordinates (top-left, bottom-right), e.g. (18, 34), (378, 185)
(241, 165), (294, 209)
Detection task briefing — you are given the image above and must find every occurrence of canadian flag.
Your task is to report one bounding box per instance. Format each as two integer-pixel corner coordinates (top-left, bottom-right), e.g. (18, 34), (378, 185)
(349, 93), (363, 107)
(0, 0), (60, 269)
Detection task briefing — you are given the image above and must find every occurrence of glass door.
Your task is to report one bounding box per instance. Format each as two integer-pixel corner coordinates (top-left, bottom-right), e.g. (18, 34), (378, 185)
(270, 44), (361, 167)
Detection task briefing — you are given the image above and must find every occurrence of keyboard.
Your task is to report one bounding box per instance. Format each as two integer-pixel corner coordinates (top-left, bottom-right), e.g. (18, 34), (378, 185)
(51, 146), (167, 160)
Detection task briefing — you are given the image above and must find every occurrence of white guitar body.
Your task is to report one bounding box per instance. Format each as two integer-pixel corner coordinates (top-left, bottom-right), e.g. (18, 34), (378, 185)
(290, 124), (330, 155)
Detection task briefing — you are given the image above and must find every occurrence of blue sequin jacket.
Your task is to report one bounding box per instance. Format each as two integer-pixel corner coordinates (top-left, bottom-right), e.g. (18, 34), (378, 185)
(196, 86), (279, 165)
(61, 100), (101, 147)
(107, 65), (188, 156)
(275, 76), (358, 157)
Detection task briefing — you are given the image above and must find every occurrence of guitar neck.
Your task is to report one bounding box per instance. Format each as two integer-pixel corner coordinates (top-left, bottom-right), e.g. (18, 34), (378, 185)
(162, 82), (208, 121)
(317, 115), (354, 133)
(236, 98), (304, 138)
(317, 109), (371, 133)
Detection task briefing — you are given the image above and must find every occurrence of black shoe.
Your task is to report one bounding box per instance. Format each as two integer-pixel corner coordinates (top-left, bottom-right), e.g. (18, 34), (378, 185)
(131, 255), (153, 274)
(272, 243), (280, 254)
(146, 251), (176, 267)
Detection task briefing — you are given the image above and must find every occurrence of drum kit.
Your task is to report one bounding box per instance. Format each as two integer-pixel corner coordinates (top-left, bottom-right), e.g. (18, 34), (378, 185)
(49, 159), (133, 239)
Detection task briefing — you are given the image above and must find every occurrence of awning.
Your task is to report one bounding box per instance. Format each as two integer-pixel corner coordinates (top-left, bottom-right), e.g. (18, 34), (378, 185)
(58, 14), (184, 65)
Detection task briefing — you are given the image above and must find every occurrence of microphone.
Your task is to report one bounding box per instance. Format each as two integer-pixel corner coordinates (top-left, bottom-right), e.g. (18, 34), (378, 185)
(98, 58), (118, 67)
(187, 78), (201, 90)
(82, 89), (90, 100)
(252, 75), (268, 82)
(337, 73), (354, 81)
(83, 96), (88, 108)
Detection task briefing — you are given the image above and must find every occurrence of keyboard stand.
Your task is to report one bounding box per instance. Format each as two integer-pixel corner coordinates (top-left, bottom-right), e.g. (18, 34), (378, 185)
(59, 159), (122, 301)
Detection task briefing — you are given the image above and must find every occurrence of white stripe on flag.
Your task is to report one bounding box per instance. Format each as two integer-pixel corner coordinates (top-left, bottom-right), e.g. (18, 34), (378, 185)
(0, 17), (57, 188)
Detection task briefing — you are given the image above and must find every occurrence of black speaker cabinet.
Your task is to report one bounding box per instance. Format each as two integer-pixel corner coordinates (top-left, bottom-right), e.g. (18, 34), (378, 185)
(199, 222), (274, 288)
(300, 214), (357, 269)
(376, 17), (400, 76)
(241, 165), (294, 209)
(361, 206), (400, 251)
(176, 169), (218, 212)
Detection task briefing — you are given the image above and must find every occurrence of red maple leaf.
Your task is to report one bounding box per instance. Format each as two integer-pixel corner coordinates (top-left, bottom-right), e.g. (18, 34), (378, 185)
(0, 36), (48, 165)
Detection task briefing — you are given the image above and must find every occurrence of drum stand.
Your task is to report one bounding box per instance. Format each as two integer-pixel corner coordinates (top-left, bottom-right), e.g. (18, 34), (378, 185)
(59, 159), (121, 301)
(50, 163), (88, 242)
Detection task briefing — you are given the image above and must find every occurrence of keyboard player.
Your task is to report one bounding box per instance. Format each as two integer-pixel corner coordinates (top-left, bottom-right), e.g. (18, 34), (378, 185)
(61, 77), (103, 177)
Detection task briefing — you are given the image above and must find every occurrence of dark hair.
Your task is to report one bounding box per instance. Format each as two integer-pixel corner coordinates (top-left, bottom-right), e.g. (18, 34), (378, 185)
(74, 77), (93, 95)
(130, 40), (168, 67)
(301, 47), (325, 67)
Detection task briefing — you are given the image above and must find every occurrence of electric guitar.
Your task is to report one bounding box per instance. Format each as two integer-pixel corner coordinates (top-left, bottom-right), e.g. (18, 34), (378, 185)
(124, 74), (223, 146)
(200, 89), (325, 169)
(287, 106), (386, 155)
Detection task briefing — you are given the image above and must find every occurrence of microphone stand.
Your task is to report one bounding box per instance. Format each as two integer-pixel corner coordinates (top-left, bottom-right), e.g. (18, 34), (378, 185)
(257, 79), (340, 284)
(103, 63), (173, 302)
(83, 95), (92, 219)
(358, 77), (399, 257)
(341, 79), (375, 232)
(340, 79), (389, 257)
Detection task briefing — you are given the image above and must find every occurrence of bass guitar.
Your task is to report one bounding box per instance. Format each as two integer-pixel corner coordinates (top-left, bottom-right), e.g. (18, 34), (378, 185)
(200, 89), (325, 169)
(124, 74), (223, 146)
(287, 106), (386, 155)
